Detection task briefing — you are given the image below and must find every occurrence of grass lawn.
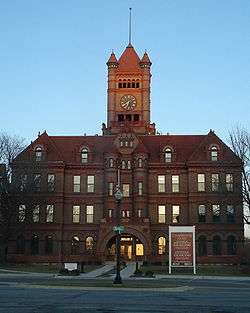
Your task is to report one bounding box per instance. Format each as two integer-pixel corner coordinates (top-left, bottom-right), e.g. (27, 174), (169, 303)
(140, 264), (250, 276)
(0, 263), (102, 274)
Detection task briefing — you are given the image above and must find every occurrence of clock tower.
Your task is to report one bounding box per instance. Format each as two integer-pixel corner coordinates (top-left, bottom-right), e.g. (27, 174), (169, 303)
(102, 44), (156, 135)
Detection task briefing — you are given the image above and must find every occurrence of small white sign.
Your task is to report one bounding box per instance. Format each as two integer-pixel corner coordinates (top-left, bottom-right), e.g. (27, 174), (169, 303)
(64, 263), (78, 271)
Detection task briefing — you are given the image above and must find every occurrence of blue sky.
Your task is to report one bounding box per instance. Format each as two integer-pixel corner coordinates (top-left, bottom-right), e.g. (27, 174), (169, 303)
(0, 0), (249, 142)
(0, 1), (249, 235)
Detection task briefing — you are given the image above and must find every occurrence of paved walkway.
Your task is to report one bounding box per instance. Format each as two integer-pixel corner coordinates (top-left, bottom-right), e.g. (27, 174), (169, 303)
(80, 261), (115, 278)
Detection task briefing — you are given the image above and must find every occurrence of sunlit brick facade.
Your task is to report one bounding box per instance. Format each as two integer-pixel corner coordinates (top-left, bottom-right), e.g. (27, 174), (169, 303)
(8, 43), (244, 265)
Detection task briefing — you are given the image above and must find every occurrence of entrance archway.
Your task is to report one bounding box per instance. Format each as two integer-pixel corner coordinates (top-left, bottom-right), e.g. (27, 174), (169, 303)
(106, 234), (144, 261)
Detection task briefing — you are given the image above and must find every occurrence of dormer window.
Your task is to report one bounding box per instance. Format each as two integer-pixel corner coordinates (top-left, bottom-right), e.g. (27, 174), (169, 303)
(211, 146), (218, 161)
(164, 148), (172, 163)
(35, 147), (42, 162)
(81, 148), (88, 163)
(109, 158), (114, 168)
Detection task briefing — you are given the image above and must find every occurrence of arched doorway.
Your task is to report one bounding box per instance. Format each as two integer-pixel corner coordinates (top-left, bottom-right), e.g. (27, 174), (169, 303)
(106, 234), (144, 261)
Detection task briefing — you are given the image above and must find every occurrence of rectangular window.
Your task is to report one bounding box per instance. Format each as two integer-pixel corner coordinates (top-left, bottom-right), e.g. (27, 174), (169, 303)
(20, 174), (27, 192)
(86, 205), (94, 223)
(227, 205), (235, 223)
(138, 182), (143, 195)
(158, 205), (166, 223)
(108, 209), (113, 218)
(172, 205), (180, 223)
(72, 205), (80, 223)
(198, 205), (206, 223)
(122, 184), (130, 197)
(137, 209), (142, 218)
(34, 174), (41, 192)
(212, 204), (220, 223)
(18, 204), (25, 222)
(122, 210), (130, 218)
(47, 174), (55, 192)
(211, 174), (219, 192)
(33, 205), (40, 223)
(87, 175), (95, 193)
(46, 204), (54, 223)
(226, 174), (233, 192)
(198, 174), (205, 192)
(172, 175), (179, 192)
(108, 182), (114, 196)
(73, 175), (81, 193)
(158, 175), (165, 193)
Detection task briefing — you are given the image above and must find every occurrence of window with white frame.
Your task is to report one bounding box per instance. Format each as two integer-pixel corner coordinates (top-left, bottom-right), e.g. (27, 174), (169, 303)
(212, 204), (220, 222)
(137, 209), (142, 218)
(47, 174), (55, 192)
(226, 174), (233, 192)
(108, 182), (114, 196)
(138, 158), (143, 168)
(172, 175), (179, 192)
(172, 205), (180, 223)
(158, 205), (166, 223)
(122, 210), (130, 218)
(127, 160), (131, 169)
(158, 175), (165, 193)
(86, 205), (94, 223)
(198, 205), (206, 223)
(46, 205), (54, 223)
(211, 146), (218, 161)
(164, 148), (172, 163)
(35, 147), (42, 161)
(81, 148), (88, 163)
(122, 184), (130, 197)
(87, 175), (95, 193)
(33, 205), (40, 223)
(211, 174), (219, 192)
(18, 205), (25, 222)
(198, 174), (205, 191)
(227, 205), (235, 223)
(73, 175), (81, 193)
(108, 209), (113, 218)
(138, 182), (143, 195)
(72, 205), (80, 223)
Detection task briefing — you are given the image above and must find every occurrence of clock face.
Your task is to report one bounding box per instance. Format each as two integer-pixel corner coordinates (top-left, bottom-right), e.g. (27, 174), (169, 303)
(120, 94), (137, 111)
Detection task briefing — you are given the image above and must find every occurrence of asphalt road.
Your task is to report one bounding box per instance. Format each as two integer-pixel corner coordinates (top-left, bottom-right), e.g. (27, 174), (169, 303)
(0, 275), (250, 313)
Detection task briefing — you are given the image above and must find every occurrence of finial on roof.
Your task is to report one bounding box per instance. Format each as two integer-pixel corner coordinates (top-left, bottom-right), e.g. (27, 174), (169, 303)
(128, 8), (132, 46)
(38, 131), (40, 137)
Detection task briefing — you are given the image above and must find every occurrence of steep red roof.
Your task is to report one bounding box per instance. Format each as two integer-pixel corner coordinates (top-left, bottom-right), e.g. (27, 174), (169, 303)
(118, 45), (141, 72)
(107, 52), (118, 64)
(140, 52), (151, 65)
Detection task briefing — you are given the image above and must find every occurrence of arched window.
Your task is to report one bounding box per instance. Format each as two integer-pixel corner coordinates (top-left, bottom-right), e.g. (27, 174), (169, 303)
(198, 236), (207, 256)
(158, 237), (166, 255)
(35, 147), (42, 161)
(81, 148), (88, 164)
(212, 236), (221, 255)
(227, 235), (237, 255)
(138, 158), (143, 168)
(121, 160), (126, 169)
(164, 148), (172, 163)
(71, 236), (80, 255)
(127, 160), (131, 169)
(109, 158), (114, 168)
(45, 235), (53, 254)
(16, 235), (25, 254)
(211, 146), (218, 161)
(31, 234), (39, 255)
(86, 236), (94, 250)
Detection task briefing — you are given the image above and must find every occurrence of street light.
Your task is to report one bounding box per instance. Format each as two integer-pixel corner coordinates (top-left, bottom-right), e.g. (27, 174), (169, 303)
(113, 185), (123, 284)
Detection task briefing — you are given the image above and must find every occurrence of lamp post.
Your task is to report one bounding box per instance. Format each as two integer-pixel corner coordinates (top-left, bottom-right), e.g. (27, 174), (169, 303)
(113, 185), (123, 284)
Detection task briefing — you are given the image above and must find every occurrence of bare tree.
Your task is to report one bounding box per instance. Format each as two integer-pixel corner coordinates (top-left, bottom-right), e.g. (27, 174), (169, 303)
(228, 126), (250, 225)
(0, 132), (26, 262)
(0, 132), (26, 180)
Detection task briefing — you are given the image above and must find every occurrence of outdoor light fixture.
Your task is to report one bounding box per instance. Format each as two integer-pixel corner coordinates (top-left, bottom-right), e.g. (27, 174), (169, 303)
(113, 185), (123, 284)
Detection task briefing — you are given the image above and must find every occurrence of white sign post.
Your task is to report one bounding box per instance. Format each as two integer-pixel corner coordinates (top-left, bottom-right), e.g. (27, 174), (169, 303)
(169, 226), (196, 275)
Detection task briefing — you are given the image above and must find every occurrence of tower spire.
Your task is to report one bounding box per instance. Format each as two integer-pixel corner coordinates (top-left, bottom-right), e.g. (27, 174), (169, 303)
(128, 8), (132, 46)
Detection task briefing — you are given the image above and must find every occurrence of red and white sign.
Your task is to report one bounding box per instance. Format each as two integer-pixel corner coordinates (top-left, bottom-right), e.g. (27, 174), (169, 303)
(169, 226), (196, 274)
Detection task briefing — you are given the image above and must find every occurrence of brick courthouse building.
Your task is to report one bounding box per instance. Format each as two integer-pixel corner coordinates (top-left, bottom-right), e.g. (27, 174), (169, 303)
(8, 42), (244, 265)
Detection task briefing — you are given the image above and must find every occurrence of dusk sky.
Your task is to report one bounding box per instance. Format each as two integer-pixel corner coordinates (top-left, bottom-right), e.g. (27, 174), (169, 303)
(0, 1), (249, 235)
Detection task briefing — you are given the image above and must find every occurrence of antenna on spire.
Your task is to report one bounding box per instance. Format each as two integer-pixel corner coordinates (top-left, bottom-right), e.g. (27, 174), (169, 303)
(128, 8), (132, 45)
